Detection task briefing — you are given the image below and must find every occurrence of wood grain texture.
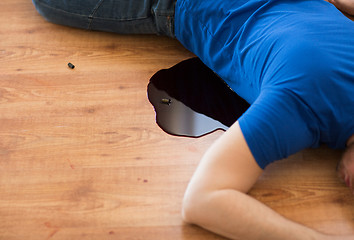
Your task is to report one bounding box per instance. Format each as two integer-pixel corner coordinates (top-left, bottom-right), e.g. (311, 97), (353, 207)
(0, 0), (353, 239)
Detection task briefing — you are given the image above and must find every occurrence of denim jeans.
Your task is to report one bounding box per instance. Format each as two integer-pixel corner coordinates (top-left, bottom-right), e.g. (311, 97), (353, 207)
(32, 0), (176, 38)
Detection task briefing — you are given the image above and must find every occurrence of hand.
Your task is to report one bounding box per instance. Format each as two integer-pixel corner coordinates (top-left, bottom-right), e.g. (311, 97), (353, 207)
(328, 0), (354, 16)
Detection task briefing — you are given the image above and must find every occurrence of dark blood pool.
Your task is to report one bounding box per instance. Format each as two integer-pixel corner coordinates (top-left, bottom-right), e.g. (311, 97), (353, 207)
(147, 57), (250, 137)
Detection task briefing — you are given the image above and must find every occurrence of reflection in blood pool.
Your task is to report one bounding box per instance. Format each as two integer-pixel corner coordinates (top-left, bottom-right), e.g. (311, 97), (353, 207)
(147, 57), (250, 137)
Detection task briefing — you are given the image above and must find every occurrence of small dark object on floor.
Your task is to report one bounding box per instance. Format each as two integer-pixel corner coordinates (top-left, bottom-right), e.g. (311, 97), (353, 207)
(161, 98), (172, 105)
(68, 62), (75, 69)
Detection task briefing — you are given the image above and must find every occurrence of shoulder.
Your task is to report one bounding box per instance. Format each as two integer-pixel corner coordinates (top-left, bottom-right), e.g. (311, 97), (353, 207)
(238, 88), (320, 169)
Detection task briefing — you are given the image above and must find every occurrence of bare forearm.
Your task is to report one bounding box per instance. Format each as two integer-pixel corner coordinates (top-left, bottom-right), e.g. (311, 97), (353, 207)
(182, 122), (354, 240)
(328, 0), (354, 20)
(184, 189), (322, 240)
(329, 0), (354, 15)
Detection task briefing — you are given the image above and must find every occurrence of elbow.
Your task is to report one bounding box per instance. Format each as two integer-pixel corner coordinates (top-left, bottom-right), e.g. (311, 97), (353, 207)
(181, 195), (195, 224)
(181, 189), (209, 226)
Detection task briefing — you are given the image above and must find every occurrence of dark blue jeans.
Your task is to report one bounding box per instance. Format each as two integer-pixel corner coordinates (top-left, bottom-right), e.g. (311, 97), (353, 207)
(32, 0), (176, 38)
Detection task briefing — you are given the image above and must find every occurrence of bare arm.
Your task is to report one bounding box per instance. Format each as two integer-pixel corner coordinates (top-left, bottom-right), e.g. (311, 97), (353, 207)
(327, 0), (354, 20)
(182, 122), (354, 240)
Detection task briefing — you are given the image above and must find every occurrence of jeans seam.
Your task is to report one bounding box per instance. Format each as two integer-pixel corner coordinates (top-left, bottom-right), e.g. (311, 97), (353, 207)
(88, 0), (152, 24)
(36, 0), (91, 19)
(91, 16), (152, 21)
(88, 0), (105, 29)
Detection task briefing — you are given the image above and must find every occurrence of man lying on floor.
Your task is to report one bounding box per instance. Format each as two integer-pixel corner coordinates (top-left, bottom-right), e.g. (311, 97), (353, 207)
(32, 0), (354, 239)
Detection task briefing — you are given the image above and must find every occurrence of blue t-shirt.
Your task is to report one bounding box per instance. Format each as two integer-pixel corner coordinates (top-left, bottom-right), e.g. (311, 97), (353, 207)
(175, 0), (354, 169)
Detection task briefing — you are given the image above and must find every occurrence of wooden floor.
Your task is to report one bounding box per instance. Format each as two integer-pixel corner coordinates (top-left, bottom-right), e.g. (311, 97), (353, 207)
(1, 1), (353, 239)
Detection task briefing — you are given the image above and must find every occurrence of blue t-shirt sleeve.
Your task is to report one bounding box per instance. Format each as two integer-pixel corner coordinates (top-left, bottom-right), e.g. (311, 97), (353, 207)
(238, 89), (319, 169)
